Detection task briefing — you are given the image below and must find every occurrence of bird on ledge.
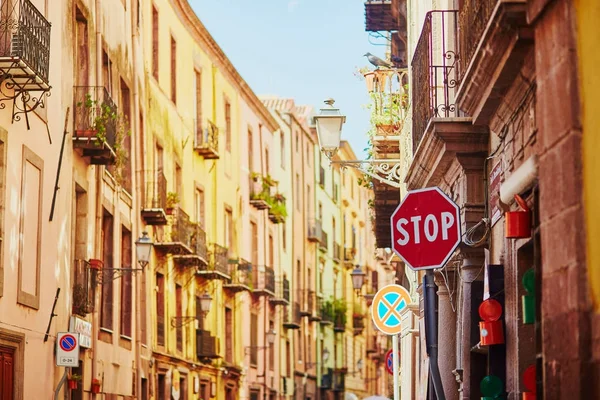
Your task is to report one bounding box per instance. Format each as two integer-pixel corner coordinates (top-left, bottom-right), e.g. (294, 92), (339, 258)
(364, 52), (393, 69)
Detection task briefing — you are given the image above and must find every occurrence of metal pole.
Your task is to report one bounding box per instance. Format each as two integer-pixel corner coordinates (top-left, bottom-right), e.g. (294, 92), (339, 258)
(424, 270), (446, 400)
(392, 333), (400, 400)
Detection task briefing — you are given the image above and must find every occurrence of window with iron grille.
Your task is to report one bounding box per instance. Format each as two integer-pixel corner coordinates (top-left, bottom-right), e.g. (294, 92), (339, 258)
(250, 313), (258, 365)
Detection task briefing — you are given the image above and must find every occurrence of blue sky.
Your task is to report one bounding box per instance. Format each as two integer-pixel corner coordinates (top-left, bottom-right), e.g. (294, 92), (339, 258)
(189, 0), (387, 158)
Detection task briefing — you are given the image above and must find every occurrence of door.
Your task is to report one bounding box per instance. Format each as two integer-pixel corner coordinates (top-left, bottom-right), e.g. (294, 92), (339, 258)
(0, 346), (14, 400)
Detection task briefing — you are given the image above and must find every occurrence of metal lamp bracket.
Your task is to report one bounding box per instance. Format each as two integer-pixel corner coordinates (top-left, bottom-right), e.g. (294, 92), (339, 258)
(99, 267), (144, 283)
(331, 159), (403, 188)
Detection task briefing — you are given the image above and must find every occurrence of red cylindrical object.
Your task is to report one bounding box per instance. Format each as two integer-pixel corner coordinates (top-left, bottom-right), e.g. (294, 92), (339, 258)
(505, 195), (531, 238)
(479, 320), (504, 345)
(523, 392), (536, 400)
(68, 380), (78, 390)
(91, 383), (101, 394)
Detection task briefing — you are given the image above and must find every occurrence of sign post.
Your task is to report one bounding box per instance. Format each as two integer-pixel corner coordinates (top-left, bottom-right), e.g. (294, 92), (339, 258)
(56, 332), (80, 367)
(371, 284), (411, 400)
(390, 187), (461, 400)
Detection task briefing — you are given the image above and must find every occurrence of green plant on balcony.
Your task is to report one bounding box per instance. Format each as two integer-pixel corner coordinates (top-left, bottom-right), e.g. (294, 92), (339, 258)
(321, 299), (334, 321)
(332, 298), (347, 326)
(166, 191), (179, 214)
(268, 201), (287, 221)
(353, 303), (366, 319)
(263, 174), (277, 187)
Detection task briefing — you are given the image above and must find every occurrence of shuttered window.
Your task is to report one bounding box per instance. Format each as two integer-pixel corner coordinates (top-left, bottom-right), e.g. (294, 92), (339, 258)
(100, 211), (114, 330)
(156, 273), (165, 346)
(250, 313), (258, 365)
(225, 307), (233, 363)
(176, 284), (183, 352)
(120, 227), (132, 337)
(0, 346), (14, 400)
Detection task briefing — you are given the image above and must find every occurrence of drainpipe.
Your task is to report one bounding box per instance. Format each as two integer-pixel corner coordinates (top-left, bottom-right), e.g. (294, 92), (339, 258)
(130, 0), (143, 398)
(258, 122), (269, 399)
(91, 0), (103, 396)
(423, 270), (445, 400)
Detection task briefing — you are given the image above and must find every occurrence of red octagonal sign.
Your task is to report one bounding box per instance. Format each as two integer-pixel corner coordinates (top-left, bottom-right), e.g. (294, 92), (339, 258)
(390, 187), (461, 270)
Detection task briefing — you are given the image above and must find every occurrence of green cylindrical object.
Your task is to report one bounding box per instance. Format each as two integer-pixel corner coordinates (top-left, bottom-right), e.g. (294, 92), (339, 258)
(523, 268), (535, 294)
(522, 294), (535, 324)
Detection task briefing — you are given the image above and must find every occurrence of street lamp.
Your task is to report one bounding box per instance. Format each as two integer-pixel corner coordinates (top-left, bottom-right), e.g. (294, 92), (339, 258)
(172, 291), (212, 328)
(351, 266), (366, 293)
(314, 99), (403, 188)
(323, 347), (330, 362)
(135, 231), (153, 268)
(266, 329), (276, 345)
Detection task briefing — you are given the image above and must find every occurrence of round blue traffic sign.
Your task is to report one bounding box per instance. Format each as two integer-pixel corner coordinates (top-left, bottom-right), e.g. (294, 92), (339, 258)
(59, 334), (77, 352)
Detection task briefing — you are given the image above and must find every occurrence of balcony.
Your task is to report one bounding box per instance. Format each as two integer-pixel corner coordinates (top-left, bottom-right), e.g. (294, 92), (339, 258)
(249, 173), (273, 210)
(194, 120), (219, 159)
(334, 313), (346, 333)
(252, 265), (275, 296)
(268, 193), (287, 224)
(319, 230), (328, 253)
(307, 219), (322, 242)
(364, 0), (399, 32)
(320, 368), (333, 389)
(411, 10), (459, 153)
(282, 302), (301, 330)
(344, 247), (356, 264)
(300, 290), (315, 318)
(196, 329), (220, 360)
(333, 243), (342, 263)
(72, 86), (118, 165)
(154, 208), (207, 266)
(0, 0), (51, 127)
(319, 299), (334, 325)
(456, 0), (531, 123)
(72, 259), (99, 317)
(353, 315), (366, 335)
(333, 371), (346, 391)
(141, 170), (168, 225)
(223, 259), (252, 292)
(270, 277), (290, 306)
(197, 243), (230, 280)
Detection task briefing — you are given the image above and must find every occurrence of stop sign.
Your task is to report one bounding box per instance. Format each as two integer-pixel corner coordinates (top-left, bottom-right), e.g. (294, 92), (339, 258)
(390, 187), (461, 270)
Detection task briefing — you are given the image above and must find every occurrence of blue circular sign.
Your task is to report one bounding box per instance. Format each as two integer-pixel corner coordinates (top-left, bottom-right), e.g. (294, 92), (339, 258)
(59, 334), (77, 352)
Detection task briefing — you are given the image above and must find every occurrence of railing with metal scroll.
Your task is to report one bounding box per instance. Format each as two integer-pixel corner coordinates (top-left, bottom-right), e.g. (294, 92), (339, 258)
(458, 0), (496, 80)
(170, 208), (196, 250)
(411, 10), (459, 152)
(253, 265), (275, 293)
(209, 243), (229, 275)
(145, 170), (167, 209)
(73, 86), (117, 147)
(195, 119), (219, 150)
(308, 219), (322, 240)
(229, 260), (253, 287)
(275, 277), (290, 302)
(192, 226), (207, 262)
(0, 0), (51, 81)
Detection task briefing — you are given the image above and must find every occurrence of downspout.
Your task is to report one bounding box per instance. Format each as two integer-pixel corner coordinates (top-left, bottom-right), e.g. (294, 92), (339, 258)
(92, 0), (103, 396)
(258, 122), (269, 398)
(130, 0), (143, 398)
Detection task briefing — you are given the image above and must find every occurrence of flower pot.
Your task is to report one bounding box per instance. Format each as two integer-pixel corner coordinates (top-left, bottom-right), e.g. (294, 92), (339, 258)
(74, 129), (98, 139)
(67, 380), (78, 390)
(375, 123), (400, 135)
(363, 71), (376, 92)
(91, 381), (101, 394)
(505, 195), (531, 238)
(89, 259), (103, 270)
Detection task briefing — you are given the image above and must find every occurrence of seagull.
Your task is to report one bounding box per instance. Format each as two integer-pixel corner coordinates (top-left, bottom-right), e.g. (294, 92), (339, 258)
(364, 52), (393, 69)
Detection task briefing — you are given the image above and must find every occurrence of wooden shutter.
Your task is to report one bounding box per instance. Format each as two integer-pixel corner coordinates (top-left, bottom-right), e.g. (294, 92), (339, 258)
(0, 347), (14, 400)
(156, 273), (165, 346)
(225, 308), (233, 363)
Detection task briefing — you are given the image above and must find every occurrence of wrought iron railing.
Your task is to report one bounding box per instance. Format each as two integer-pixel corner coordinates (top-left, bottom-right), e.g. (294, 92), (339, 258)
(72, 259), (98, 316)
(169, 208), (196, 250)
(307, 219), (322, 241)
(195, 119), (219, 151)
(274, 277), (290, 302)
(411, 10), (459, 152)
(209, 243), (229, 276)
(320, 300), (334, 323)
(192, 226), (208, 262)
(285, 302), (302, 325)
(73, 86), (117, 149)
(253, 265), (275, 293)
(144, 170), (167, 209)
(458, 0), (496, 80)
(228, 260), (253, 288)
(0, 0), (51, 81)
(301, 290), (315, 315)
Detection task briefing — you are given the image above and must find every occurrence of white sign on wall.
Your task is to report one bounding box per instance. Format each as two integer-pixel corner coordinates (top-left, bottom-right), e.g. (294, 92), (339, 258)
(56, 332), (80, 367)
(69, 316), (92, 348)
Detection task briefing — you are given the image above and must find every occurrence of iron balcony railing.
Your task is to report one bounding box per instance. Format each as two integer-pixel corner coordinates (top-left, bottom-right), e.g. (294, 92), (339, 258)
(301, 290), (315, 316)
(227, 260), (253, 288)
(253, 265), (275, 294)
(144, 169), (167, 209)
(307, 219), (322, 242)
(193, 226), (208, 262)
(208, 243), (229, 276)
(284, 302), (302, 326)
(274, 277), (291, 303)
(169, 208), (196, 251)
(0, 0), (51, 81)
(411, 10), (459, 152)
(364, 0), (399, 32)
(458, 0), (496, 81)
(73, 86), (118, 148)
(194, 119), (219, 152)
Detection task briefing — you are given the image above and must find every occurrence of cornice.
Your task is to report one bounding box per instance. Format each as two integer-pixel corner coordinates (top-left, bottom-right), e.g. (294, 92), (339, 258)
(172, 0), (280, 133)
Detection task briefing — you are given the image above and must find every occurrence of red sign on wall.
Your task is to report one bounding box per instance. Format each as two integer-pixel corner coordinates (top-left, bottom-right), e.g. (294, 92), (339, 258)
(390, 187), (461, 270)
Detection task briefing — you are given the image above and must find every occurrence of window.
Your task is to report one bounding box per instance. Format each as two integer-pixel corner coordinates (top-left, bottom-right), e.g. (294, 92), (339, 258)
(250, 313), (258, 365)
(175, 284), (183, 352)
(195, 187), (205, 227)
(248, 127), (253, 171)
(225, 308), (233, 363)
(296, 173), (300, 211)
(170, 35), (176, 103)
(74, 9), (89, 87)
(286, 340), (291, 377)
(295, 131), (299, 152)
(195, 69), (202, 142)
(120, 227), (132, 338)
(119, 79), (132, 192)
(155, 143), (164, 172)
(225, 207), (233, 252)
(102, 50), (112, 94)
(175, 162), (182, 196)
(268, 234), (274, 267)
(156, 273), (165, 346)
(152, 5), (159, 79)
(269, 321), (275, 369)
(225, 100), (231, 152)
(251, 222), (258, 266)
(265, 148), (270, 176)
(100, 211), (114, 329)
(282, 224), (286, 252)
(280, 132), (285, 168)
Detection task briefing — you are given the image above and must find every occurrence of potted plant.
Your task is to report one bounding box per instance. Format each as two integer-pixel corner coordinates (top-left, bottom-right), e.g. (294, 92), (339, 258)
(250, 172), (261, 182)
(91, 378), (102, 394)
(72, 283), (89, 316)
(268, 201), (287, 223)
(263, 174), (277, 187)
(166, 192), (179, 214)
(67, 374), (82, 390)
